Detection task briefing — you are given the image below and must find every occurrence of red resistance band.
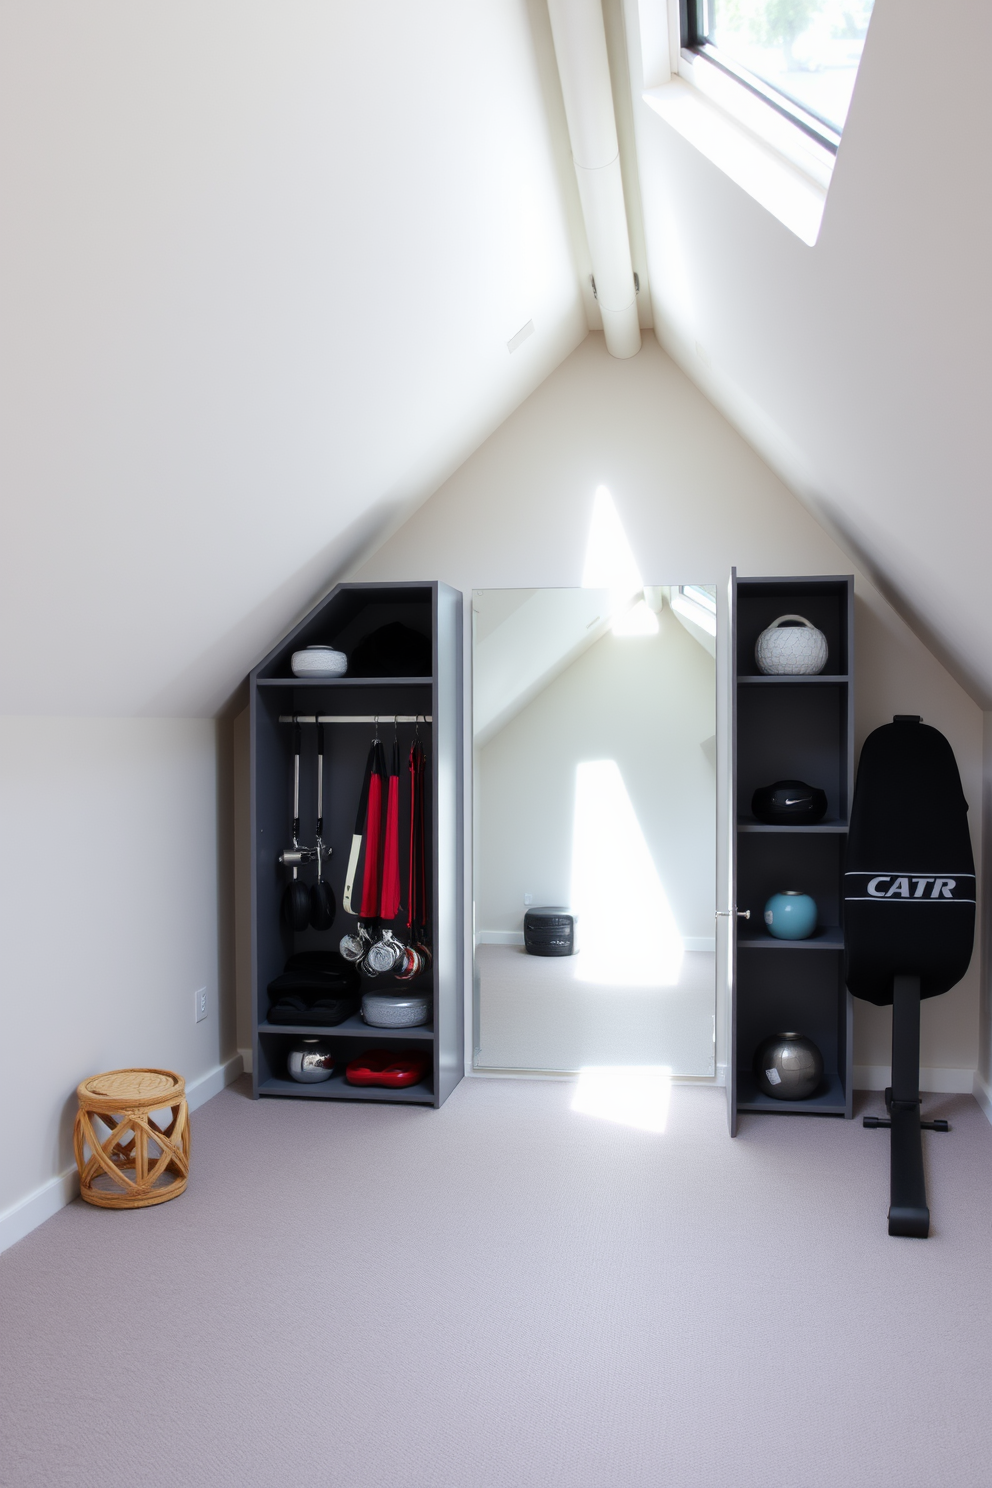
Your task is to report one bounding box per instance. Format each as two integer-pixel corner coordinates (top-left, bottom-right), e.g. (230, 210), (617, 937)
(379, 740), (402, 922)
(357, 733), (425, 929)
(358, 741), (387, 918)
(407, 738), (427, 937)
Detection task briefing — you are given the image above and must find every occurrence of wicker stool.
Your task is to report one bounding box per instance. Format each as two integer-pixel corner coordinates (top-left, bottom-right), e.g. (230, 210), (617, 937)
(73, 1068), (189, 1209)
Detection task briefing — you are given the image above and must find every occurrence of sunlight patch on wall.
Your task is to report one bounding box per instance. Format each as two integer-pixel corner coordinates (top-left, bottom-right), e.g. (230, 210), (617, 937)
(570, 759), (684, 986)
(571, 1065), (673, 1133)
(613, 599), (660, 636)
(581, 486), (658, 636)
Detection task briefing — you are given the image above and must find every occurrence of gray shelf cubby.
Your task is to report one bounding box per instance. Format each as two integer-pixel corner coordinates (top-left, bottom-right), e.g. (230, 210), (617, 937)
(730, 575), (855, 1133)
(249, 581), (464, 1108)
(258, 1073), (435, 1105)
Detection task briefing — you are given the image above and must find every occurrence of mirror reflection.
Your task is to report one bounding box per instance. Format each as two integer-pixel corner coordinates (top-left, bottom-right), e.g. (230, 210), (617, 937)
(473, 583), (717, 1076)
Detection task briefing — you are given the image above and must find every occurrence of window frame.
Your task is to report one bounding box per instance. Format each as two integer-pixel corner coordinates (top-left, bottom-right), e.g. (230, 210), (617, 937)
(679, 0), (843, 155)
(672, 585), (717, 636)
(679, 584), (717, 615)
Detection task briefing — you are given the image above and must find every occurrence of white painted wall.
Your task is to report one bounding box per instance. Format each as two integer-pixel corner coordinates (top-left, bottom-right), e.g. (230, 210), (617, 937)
(0, 718), (234, 1245)
(356, 332), (983, 1082)
(476, 612), (715, 942)
(0, 0), (585, 718)
(0, 0), (590, 1247)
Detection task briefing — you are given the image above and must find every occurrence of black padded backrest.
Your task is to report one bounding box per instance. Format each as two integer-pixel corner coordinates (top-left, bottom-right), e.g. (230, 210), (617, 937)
(844, 718), (974, 1006)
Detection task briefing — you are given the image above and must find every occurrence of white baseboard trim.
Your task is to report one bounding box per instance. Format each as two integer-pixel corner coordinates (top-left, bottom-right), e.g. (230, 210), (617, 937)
(0, 1052), (244, 1257)
(469, 1065), (577, 1080)
(476, 932), (716, 954)
(853, 1064), (976, 1095)
(185, 1052), (244, 1110)
(972, 1071), (992, 1127)
(0, 1166), (81, 1259)
(469, 1064), (725, 1085)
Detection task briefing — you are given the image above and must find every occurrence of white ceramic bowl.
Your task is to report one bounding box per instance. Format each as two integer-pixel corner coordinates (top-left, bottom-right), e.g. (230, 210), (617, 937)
(291, 646), (348, 678)
(754, 615), (828, 676)
(361, 992), (432, 1028)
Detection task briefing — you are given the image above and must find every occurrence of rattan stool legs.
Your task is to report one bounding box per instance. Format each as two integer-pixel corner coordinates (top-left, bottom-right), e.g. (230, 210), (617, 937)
(73, 1068), (189, 1209)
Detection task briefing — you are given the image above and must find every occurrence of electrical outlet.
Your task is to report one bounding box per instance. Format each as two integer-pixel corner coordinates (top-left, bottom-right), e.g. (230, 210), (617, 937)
(523, 892), (533, 906)
(195, 986), (207, 1023)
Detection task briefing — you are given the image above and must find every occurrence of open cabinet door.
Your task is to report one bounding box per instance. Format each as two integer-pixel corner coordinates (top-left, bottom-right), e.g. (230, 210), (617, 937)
(716, 569), (738, 1135)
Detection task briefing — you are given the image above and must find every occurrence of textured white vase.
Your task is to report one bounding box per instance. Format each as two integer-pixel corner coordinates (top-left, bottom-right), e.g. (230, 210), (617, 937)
(291, 645), (348, 677)
(754, 615), (828, 675)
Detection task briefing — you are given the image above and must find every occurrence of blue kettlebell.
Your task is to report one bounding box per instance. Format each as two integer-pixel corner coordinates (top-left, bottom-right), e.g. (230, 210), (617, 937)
(764, 890), (817, 940)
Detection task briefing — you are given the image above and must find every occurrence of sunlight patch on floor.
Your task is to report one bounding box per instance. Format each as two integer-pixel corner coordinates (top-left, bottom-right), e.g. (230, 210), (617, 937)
(571, 1065), (673, 1134)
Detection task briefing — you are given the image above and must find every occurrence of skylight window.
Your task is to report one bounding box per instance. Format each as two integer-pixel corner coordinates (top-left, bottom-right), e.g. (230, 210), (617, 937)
(642, 0), (876, 242)
(682, 0), (875, 150)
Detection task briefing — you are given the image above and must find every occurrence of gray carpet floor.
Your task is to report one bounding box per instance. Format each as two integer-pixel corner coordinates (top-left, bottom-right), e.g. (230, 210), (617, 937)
(2, 1076), (991, 1488)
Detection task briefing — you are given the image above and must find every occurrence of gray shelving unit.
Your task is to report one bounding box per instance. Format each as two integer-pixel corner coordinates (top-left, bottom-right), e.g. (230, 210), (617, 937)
(729, 575), (854, 1133)
(249, 581), (464, 1108)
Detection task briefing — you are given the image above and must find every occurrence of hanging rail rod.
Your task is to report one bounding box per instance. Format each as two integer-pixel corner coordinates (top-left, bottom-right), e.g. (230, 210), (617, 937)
(278, 715), (432, 724)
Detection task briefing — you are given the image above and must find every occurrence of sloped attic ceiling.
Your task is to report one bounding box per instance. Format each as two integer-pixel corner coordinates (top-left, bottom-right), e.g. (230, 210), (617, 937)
(620, 0), (992, 706)
(4, 0), (989, 719)
(0, 0), (586, 716)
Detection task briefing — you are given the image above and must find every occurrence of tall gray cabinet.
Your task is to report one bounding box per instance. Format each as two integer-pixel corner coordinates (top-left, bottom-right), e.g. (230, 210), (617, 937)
(249, 581), (464, 1109)
(729, 575), (855, 1134)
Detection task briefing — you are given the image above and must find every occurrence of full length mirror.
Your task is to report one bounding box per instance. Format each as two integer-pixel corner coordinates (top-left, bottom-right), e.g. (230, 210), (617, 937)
(473, 582), (717, 1076)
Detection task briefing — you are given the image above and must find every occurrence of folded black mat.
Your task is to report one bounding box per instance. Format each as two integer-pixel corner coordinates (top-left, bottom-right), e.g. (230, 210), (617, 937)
(267, 994), (361, 1027)
(267, 951), (359, 999)
(266, 951), (361, 1025)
